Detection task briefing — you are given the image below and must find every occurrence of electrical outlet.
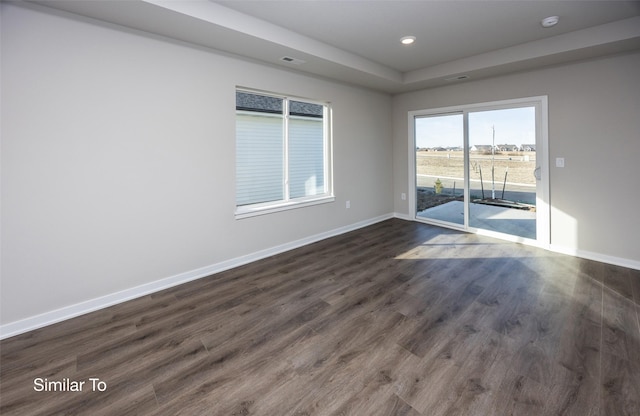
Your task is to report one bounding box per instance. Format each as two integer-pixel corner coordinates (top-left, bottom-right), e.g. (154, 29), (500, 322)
(346, 200), (351, 209)
(401, 193), (406, 200)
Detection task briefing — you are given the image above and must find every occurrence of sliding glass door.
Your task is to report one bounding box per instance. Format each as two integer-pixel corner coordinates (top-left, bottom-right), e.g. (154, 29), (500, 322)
(410, 97), (548, 245)
(414, 113), (465, 227)
(468, 107), (537, 239)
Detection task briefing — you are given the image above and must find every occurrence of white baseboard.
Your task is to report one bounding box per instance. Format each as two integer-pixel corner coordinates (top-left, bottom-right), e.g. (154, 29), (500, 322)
(393, 212), (412, 221)
(0, 213), (394, 340)
(549, 244), (640, 271)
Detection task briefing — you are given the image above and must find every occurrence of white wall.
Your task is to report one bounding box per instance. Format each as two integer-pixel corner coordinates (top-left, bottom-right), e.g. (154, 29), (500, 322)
(392, 51), (640, 266)
(0, 3), (392, 329)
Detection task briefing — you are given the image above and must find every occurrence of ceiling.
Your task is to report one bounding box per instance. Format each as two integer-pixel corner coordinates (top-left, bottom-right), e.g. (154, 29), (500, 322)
(29, 0), (640, 93)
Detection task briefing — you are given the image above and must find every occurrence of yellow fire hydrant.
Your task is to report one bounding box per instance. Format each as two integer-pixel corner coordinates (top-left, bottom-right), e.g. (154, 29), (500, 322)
(434, 178), (443, 194)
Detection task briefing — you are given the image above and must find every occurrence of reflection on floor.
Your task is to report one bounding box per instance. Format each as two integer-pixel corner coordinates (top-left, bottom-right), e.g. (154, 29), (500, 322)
(417, 200), (536, 239)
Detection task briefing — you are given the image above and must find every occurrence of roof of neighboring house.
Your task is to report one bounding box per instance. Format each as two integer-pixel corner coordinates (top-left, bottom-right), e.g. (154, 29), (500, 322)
(236, 91), (323, 118)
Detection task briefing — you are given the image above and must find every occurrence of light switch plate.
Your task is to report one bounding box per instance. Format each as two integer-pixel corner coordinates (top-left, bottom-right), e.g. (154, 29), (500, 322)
(556, 157), (565, 168)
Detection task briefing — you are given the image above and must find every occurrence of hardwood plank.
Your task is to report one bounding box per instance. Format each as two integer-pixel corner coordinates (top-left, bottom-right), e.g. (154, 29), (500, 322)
(627, 267), (640, 338)
(0, 357), (78, 416)
(398, 256), (500, 358)
(150, 326), (312, 414)
(601, 285), (638, 362)
(541, 271), (602, 416)
(365, 393), (422, 416)
(483, 261), (543, 343)
(0, 317), (138, 376)
(601, 352), (640, 416)
(289, 338), (407, 416)
(542, 362), (600, 416)
(603, 263), (635, 301)
(392, 348), (462, 414)
(488, 369), (549, 415)
(437, 329), (517, 416)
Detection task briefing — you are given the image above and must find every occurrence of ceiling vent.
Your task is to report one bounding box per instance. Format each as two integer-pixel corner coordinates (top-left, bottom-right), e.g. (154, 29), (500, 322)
(281, 56), (306, 65)
(444, 75), (470, 82)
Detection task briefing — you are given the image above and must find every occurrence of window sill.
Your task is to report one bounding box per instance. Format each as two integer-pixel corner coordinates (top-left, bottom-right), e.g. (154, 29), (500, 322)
(235, 195), (335, 219)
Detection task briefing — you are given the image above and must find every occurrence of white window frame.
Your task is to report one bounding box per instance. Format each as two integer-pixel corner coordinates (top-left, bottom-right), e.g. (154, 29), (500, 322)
(235, 88), (334, 219)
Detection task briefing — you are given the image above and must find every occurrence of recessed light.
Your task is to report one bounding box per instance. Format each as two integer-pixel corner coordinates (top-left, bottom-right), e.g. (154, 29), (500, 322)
(541, 16), (559, 28)
(400, 36), (416, 45)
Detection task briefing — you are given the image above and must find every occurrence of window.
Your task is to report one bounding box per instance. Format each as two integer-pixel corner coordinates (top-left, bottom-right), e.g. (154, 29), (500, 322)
(235, 89), (333, 218)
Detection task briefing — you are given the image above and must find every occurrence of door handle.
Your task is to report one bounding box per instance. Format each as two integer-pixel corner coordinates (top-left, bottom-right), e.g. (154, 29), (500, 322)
(533, 166), (541, 181)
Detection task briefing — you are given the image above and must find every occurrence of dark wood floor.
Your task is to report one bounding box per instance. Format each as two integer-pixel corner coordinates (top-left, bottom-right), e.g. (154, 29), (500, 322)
(2, 219), (639, 415)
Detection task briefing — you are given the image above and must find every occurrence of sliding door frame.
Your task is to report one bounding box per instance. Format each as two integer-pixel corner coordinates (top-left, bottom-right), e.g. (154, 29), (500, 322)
(408, 96), (550, 247)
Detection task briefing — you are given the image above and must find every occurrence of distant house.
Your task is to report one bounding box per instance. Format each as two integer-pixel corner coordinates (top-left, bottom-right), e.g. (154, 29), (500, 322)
(236, 92), (323, 117)
(521, 144), (536, 151)
(431, 147), (447, 152)
(470, 144), (494, 153)
(497, 144), (519, 152)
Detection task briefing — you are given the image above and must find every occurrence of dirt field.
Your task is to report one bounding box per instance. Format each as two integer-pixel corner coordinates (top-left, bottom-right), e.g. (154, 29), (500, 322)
(417, 150), (536, 185)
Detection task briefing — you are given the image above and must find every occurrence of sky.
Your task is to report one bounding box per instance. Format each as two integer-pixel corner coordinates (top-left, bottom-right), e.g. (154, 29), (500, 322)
(415, 106), (536, 148)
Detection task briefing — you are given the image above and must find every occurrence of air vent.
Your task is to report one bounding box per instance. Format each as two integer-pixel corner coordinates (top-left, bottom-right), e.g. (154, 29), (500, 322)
(281, 56), (306, 65)
(444, 75), (470, 81)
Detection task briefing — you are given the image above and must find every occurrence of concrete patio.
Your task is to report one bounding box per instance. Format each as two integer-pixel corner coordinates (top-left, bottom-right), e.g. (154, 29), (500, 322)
(417, 200), (536, 239)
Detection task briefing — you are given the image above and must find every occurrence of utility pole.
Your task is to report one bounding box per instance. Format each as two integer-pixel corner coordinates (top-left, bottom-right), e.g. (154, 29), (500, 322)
(491, 125), (495, 199)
